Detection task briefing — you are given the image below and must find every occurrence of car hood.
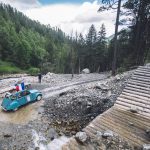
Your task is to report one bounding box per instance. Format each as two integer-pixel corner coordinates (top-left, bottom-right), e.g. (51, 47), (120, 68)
(1, 98), (12, 108)
(30, 89), (39, 93)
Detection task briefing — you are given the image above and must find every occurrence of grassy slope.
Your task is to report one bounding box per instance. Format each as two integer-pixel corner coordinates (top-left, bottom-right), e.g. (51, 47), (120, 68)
(0, 61), (21, 74)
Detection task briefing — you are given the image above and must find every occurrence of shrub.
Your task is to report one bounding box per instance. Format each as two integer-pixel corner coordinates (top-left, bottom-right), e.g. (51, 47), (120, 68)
(117, 67), (126, 74)
(27, 67), (40, 76)
(0, 61), (21, 74)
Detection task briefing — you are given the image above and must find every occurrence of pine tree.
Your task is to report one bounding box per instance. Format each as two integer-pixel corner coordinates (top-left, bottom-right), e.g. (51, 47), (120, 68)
(85, 24), (97, 72)
(86, 24), (97, 46)
(96, 24), (107, 72)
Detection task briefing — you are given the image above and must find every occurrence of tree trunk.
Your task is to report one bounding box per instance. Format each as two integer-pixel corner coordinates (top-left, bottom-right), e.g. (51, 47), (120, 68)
(112, 0), (121, 76)
(78, 58), (80, 74)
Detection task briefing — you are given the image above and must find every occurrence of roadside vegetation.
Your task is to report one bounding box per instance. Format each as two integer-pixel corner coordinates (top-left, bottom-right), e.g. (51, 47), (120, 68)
(0, 61), (21, 74)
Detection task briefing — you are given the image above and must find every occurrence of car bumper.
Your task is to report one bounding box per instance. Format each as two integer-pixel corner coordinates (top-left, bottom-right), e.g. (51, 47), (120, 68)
(1, 106), (7, 111)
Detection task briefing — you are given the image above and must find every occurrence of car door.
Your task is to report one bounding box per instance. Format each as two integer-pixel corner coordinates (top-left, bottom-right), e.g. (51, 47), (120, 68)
(24, 91), (32, 103)
(17, 91), (26, 106)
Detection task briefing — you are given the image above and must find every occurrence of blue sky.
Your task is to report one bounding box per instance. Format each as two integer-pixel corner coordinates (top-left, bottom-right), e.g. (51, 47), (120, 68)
(39, 0), (94, 4)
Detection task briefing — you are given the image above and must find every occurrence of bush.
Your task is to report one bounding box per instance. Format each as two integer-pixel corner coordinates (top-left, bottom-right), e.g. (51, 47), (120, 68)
(117, 67), (126, 74)
(0, 61), (21, 74)
(27, 67), (40, 76)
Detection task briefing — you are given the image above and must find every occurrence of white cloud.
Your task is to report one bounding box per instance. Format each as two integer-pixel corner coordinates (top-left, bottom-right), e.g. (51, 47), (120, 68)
(0, 0), (119, 37)
(0, 0), (41, 10)
(25, 1), (116, 36)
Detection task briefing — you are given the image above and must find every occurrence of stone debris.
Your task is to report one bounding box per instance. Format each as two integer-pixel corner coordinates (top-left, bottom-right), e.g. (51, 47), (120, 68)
(42, 71), (132, 136)
(75, 132), (88, 143)
(130, 106), (138, 113)
(102, 130), (114, 138)
(96, 131), (103, 139)
(143, 144), (150, 150)
(46, 128), (58, 141)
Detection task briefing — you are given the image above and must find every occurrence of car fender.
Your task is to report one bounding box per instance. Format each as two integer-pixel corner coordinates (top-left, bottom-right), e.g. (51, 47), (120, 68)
(36, 93), (42, 97)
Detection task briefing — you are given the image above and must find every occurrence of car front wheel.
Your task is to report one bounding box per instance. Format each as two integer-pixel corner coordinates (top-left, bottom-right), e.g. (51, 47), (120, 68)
(37, 95), (42, 101)
(13, 108), (18, 111)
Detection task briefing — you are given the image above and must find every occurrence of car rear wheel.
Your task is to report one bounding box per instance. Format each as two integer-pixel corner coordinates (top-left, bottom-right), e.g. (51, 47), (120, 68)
(37, 95), (42, 101)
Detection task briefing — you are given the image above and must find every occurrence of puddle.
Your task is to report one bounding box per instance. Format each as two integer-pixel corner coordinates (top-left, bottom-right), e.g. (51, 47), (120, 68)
(0, 99), (43, 124)
(31, 130), (70, 150)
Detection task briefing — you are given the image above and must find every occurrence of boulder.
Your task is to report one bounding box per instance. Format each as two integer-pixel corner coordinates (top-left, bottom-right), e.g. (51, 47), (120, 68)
(130, 106), (138, 113)
(75, 132), (87, 143)
(143, 144), (150, 150)
(102, 130), (114, 138)
(81, 68), (90, 74)
(46, 72), (54, 76)
(95, 83), (110, 91)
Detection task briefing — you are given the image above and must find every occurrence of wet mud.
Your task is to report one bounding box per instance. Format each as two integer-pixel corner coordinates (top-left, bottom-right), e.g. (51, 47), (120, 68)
(0, 99), (44, 124)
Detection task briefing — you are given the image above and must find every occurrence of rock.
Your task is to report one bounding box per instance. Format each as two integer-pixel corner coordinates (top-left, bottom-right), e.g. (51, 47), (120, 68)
(96, 131), (103, 139)
(35, 147), (40, 150)
(91, 116), (94, 119)
(3, 133), (12, 138)
(128, 122), (134, 126)
(75, 132), (87, 143)
(102, 130), (114, 138)
(46, 72), (54, 76)
(95, 83), (110, 91)
(115, 75), (121, 81)
(99, 143), (106, 150)
(59, 92), (67, 97)
(87, 102), (92, 106)
(143, 144), (150, 150)
(106, 90), (112, 97)
(47, 128), (58, 141)
(130, 106), (138, 113)
(146, 129), (150, 138)
(146, 129), (150, 134)
(81, 68), (90, 74)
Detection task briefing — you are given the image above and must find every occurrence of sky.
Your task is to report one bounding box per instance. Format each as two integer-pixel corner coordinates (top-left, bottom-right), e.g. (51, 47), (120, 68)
(0, 0), (122, 37)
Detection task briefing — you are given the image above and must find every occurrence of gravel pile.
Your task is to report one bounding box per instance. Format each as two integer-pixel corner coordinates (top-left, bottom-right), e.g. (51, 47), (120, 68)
(42, 71), (133, 136)
(42, 72), (109, 87)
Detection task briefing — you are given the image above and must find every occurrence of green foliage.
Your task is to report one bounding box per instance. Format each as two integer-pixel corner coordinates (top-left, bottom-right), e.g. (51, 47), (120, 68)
(27, 67), (40, 76)
(117, 67), (126, 74)
(0, 3), (73, 73)
(0, 2), (149, 75)
(0, 61), (21, 74)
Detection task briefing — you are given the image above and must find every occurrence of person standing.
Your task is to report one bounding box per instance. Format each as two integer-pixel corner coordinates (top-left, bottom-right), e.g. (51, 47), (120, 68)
(38, 73), (42, 83)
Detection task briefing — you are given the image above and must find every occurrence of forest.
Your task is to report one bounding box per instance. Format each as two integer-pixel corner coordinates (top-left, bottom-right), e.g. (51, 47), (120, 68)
(0, 0), (150, 74)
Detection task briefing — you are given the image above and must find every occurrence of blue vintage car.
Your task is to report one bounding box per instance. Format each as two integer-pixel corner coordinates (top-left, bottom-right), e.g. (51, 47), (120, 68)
(1, 89), (42, 111)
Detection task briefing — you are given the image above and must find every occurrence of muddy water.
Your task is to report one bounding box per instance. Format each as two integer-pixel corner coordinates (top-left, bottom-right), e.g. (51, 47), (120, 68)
(0, 99), (44, 124)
